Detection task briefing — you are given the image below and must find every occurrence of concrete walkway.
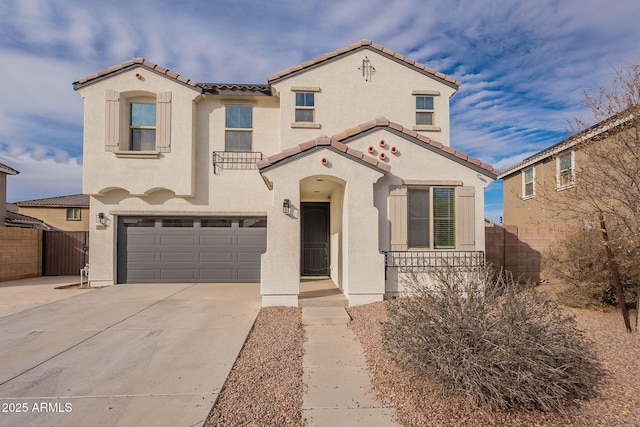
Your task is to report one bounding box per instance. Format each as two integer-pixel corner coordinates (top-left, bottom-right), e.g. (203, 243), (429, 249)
(302, 307), (400, 426)
(0, 281), (260, 427)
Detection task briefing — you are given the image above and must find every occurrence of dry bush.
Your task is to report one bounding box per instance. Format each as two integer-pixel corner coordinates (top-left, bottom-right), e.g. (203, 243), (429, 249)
(382, 265), (603, 412)
(542, 228), (639, 308)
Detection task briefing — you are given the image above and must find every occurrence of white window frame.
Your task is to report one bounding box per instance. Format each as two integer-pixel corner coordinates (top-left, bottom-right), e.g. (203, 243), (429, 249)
(556, 151), (575, 190)
(66, 208), (81, 221)
(291, 86), (321, 129)
(128, 98), (157, 151)
(522, 167), (535, 199)
(225, 105), (253, 152)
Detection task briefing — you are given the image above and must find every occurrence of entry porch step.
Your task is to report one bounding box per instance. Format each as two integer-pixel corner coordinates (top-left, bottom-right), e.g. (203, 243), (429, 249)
(298, 277), (348, 308)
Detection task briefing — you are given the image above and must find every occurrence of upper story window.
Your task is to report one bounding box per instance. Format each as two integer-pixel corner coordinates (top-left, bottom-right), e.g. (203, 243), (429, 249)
(557, 151), (575, 189)
(225, 106), (252, 152)
(408, 187), (455, 249)
(522, 167), (535, 199)
(105, 89), (171, 157)
(130, 103), (156, 151)
(66, 208), (81, 221)
(295, 92), (315, 122)
(415, 96), (434, 125)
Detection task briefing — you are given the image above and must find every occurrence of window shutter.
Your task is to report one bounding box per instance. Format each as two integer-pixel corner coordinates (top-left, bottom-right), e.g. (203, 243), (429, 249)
(156, 91), (171, 153)
(456, 186), (475, 250)
(105, 90), (120, 152)
(389, 186), (408, 251)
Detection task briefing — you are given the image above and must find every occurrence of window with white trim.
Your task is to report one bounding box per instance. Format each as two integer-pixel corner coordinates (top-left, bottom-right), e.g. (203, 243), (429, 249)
(556, 151), (575, 189)
(295, 92), (314, 122)
(522, 167), (535, 198)
(408, 187), (455, 249)
(415, 96), (434, 125)
(130, 102), (156, 151)
(225, 106), (252, 152)
(66, 208), (81, 221)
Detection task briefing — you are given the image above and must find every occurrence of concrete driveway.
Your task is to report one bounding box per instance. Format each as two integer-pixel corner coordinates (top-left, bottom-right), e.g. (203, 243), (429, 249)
(0, 281), (260, 427)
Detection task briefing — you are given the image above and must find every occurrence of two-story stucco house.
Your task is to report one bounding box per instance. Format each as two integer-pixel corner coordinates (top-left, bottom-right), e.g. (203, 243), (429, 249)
(73, 40), (498, 307)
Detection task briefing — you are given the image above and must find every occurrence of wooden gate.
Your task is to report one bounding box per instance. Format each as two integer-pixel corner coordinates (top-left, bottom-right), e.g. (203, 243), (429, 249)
(43, 231), (89, 276)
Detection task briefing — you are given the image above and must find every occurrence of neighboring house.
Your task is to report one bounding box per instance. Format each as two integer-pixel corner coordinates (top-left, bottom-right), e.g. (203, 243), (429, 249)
(73, 40), (498, 307)
(0, 162), (19, 227)
(15, 194), (90, 231)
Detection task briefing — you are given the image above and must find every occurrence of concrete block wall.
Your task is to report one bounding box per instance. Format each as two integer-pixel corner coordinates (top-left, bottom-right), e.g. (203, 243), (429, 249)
(0, 228), (42, 281)
(485, 225), (560, 282)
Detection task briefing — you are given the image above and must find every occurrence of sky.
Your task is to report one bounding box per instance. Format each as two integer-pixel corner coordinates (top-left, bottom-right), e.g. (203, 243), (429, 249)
(1, 0), (639, 223)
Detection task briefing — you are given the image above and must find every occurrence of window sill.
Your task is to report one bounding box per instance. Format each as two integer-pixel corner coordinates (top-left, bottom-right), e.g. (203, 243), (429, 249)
(521, 194), (536, 200)
(115, 151), (161, 159)
(413, 125), (441, 132)
(556, 184), (575, 192)
(291, 122), (321, 129)
(66, 218), (82, 221)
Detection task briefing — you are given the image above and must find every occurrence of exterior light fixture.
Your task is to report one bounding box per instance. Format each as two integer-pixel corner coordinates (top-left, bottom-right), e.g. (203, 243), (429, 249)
(358, 56), (376, 82)
(96, 212), (108, 226)
(283, 199), (291, 215)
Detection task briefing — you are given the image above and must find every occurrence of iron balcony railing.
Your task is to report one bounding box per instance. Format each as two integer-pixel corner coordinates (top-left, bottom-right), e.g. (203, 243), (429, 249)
(384, 250), (485, 277)
(212, 151), (264, 174)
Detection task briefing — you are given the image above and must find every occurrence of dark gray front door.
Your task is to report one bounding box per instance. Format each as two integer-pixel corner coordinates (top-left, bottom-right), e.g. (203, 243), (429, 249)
(301, 203), (330, 276)
(117, 217), (266, 283)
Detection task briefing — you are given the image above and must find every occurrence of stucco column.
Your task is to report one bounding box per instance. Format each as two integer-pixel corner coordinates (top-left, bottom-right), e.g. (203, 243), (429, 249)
(260, 179), (300, 307)
(343, 180), (385, 305)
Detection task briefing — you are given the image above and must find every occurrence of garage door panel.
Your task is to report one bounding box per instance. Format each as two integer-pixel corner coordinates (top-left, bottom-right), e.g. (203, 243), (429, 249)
(118, 217), (266, 283)
(161, 269), (196, 281)
(199, 234), (234, 245)
(199, 252), (234, 262)
(160, 234), (195, 245)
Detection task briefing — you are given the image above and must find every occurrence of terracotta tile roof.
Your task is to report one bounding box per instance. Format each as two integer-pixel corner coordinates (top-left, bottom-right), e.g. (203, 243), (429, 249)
(4, 210), (53, 229)
(16, 193), (89, 208)
(198, 83), (271, 95)
(73, 58), (201, 91)
(0, 162), (19, 175)
(258, 117), (498, 178)
(267, 40), (462, 88)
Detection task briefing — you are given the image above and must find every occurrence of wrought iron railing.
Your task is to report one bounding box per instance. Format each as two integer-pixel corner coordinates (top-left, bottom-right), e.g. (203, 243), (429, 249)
(383, 251), (485, 277)
(212, 151), (264, 174)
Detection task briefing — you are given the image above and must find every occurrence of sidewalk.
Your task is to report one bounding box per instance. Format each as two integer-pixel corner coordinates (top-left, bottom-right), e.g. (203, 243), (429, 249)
(301, 307), (400, 426)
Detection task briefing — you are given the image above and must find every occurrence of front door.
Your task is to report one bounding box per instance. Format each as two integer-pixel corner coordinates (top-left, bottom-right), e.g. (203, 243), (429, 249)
(301, 202), (330, 276)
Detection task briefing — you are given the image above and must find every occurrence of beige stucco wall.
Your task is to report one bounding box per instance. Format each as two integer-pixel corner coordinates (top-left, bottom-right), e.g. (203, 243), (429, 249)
(17, 207), (89, 231)
(76, 67), (201, 197)
(502, 149), (587, 229)
(260, 148), (386, 307)
(271, 48), (456, 150)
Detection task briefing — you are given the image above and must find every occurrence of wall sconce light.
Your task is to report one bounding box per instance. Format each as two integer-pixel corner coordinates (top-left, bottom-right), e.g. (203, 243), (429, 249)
(283, 199), (291, 215)
(96, 212), (109, 226)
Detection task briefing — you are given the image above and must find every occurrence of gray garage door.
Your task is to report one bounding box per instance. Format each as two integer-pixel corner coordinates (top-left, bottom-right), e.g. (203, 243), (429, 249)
(117, 217), (267, 283)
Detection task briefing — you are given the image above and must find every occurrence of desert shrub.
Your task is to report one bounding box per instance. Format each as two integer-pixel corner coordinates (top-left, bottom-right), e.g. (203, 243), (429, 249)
(542, 228), (639, 308)
(382, 265), (603, 412)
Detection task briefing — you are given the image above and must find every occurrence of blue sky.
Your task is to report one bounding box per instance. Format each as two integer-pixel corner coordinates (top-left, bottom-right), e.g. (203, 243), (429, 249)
(1, 0), (639, 223)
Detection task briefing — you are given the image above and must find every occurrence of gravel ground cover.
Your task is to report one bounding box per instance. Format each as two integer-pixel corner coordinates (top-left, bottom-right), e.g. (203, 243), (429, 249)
(205, 306), (305, 427)
(348, 300), (640, 427)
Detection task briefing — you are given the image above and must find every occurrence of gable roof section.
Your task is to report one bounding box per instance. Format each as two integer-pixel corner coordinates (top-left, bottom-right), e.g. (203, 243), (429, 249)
(16, 193), (89, 208)
(0, 162), (19, 175)
(257, 132), (392, 175)
(499, 108), (637, 178)
(4, 210), (53, 229)
(73, 58), (202, 91)
(258, 117), (498, 179)
(267, 40), (461, 89)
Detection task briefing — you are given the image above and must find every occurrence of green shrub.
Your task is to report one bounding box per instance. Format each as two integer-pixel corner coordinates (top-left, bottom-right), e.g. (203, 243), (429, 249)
(382, 265), (603, 412)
